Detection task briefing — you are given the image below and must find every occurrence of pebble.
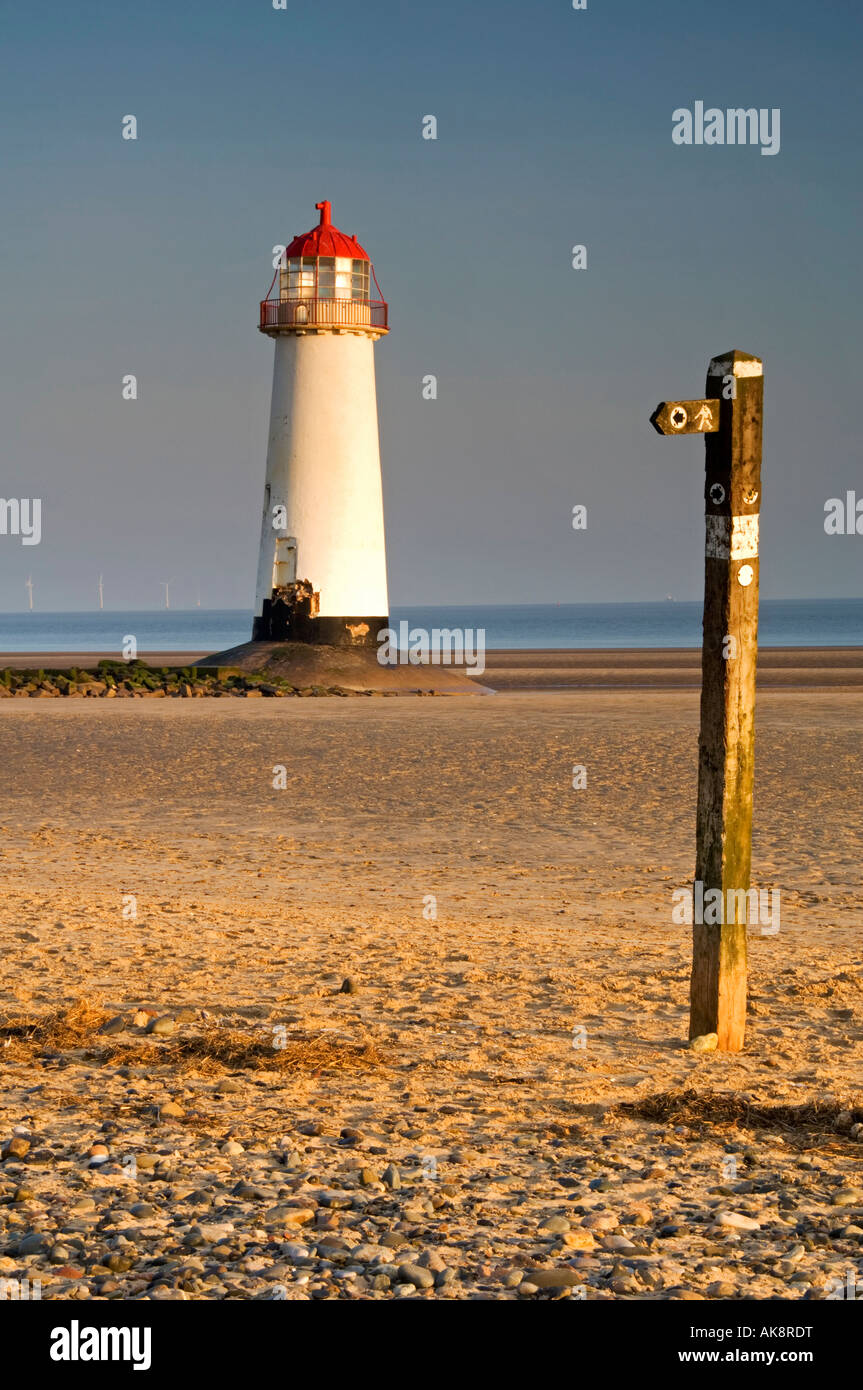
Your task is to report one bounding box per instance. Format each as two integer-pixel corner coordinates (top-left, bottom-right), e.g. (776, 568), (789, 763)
(716, 1211), (761, 1231)
(538, 1214), (570, 1234)
(105, 1254), (134, 1273)
(279, 1242), (310, 1262)
(318, 1191), (353, 1209)
(3, 1137), (30, 1159)
(379, 1232), (408, 1250)
(281, 1209), (316, 1227)
(382, 1164), (400, 1190)
(100, 1014), (127, 1036)
(581, 1212), (617, 1232)
(397, 1262), (434, 1289)
(689, 1033), (719, 1052)
(349, 1243), (385, 1263)
(402, 1203), (428, 1222)
(707, 1281), (740, 1298)
(610, 1275), (641, 1294)
(602, 1235), (637, 1251)
(526, 1268), (585, 1290)
(147, 1015), (176, 1036)
(560, 1229), (596, 1251)
(18, 1233), (49, 1254)
(830, 1186), (863, 1206)
(623, 1204), (652, 1226)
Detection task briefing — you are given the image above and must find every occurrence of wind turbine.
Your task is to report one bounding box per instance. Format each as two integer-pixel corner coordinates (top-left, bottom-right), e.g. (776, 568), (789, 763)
(25, 576), (33, 611)
(160, 580), (173, 610)
(97, 574), (104, 610)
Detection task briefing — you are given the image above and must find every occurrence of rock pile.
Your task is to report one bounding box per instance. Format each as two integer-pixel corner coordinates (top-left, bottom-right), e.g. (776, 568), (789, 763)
(0, 663), (379, 699)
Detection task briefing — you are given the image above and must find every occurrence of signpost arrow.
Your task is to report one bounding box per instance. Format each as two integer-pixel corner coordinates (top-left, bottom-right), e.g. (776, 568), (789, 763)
(650, 350), (764, 1053)
(650, 399), (721, 435)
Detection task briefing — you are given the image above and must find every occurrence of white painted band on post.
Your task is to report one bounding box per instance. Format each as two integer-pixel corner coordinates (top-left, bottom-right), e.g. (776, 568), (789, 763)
(705, 513), (760, 560)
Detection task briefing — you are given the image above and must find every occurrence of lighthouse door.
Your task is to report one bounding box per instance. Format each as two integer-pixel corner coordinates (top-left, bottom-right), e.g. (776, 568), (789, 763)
(273, 538), (298, 589)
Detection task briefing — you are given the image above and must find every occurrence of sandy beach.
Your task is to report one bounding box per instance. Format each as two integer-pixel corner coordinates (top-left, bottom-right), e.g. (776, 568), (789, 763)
(0, 688), (861, 1301)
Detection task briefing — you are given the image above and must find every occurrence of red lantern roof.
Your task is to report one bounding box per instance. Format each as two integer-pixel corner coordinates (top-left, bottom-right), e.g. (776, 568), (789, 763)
(284, 200), (370, 262)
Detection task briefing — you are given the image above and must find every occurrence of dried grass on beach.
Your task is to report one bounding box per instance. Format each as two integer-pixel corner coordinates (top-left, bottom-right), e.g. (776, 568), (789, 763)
(1, 999), (383, 1076)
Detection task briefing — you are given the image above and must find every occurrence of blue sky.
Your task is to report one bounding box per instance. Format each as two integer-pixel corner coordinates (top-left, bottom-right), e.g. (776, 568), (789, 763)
(1, 0), (861, 609)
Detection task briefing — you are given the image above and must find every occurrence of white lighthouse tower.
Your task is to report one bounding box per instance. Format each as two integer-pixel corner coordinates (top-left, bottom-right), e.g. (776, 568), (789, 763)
(252, 200), (390, 647)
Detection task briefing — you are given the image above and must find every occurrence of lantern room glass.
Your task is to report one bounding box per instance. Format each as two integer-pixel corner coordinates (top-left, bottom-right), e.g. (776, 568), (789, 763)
(279, 256), (370, 302)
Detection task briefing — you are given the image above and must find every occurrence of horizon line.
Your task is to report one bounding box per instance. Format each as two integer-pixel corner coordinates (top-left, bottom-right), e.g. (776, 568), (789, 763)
(0, 596), (860, 617)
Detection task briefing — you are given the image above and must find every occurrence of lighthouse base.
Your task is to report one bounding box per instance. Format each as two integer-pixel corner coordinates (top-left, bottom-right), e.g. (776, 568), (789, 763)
(251, 601), (386, 649)
(197, 641), (491, 694)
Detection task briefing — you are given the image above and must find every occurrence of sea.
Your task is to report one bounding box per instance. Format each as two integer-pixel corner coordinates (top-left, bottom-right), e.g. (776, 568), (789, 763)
(1, 599), (862, 653)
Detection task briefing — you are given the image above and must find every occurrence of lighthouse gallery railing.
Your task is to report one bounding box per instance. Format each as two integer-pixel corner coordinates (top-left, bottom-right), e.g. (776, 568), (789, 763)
(259, 298), (388, 332)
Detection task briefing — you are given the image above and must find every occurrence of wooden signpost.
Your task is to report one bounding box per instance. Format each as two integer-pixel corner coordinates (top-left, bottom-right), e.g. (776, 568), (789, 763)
(651, 350), (764, 1051)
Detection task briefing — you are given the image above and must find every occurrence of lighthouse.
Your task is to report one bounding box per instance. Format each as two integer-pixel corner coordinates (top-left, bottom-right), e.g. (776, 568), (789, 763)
(252, 200), (390, 647)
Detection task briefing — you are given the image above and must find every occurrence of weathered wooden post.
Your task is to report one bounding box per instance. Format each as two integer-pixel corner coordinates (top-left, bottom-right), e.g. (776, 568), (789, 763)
(651, 350), (763, 1051)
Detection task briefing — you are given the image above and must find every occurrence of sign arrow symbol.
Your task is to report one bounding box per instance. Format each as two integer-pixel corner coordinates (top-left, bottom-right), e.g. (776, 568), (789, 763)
(650, 399), (721, 435)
